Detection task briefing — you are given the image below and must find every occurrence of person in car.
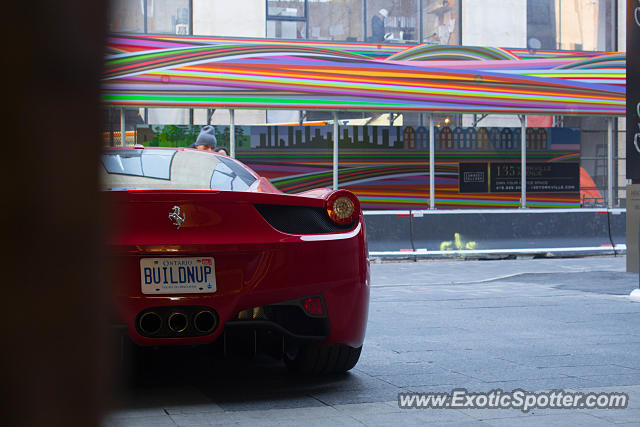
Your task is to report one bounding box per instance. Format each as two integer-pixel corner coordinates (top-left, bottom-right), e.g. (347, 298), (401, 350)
(214, 147), (229, 156)
(189, 125), (217, 150)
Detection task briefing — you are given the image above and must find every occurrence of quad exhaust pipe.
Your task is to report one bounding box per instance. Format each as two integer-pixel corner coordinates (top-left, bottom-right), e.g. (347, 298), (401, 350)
(194, 310), (217, 333)
(168, 312), (188, 333)
(138, 311), (162, 335)
(137, 307), (218, 337)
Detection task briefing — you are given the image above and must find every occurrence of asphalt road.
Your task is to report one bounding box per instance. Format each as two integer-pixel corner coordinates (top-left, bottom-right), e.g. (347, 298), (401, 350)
(105, 256), (640, 426)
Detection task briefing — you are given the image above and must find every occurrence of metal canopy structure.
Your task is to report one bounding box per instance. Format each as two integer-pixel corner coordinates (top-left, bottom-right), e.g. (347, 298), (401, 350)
(103, 34), (624, 116)
(102, 34), (625, 209)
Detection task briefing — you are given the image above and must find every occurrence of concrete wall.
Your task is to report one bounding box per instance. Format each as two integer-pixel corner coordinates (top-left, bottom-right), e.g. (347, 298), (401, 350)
(461, 0), (527, 47)
(148, 108), (190, 124)
(194, 108), (267, 126)
(366, 208), (626, 257)
(619, 0), (626, 50)
(462, 114), (522, 128)
(193, 0), (265, 37)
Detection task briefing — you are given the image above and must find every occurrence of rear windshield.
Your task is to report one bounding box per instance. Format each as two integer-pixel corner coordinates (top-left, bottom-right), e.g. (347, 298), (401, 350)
(211, 156), (256, 191)
(102, 150), (174, 179)
(101, 149), (257, 191)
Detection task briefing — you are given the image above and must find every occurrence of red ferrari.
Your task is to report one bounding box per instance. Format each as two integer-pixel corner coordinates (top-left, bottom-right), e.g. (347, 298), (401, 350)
(103, 146), (369, 374)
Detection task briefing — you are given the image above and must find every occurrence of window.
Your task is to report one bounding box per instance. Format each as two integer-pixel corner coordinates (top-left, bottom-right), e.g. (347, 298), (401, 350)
(102, 149), (257, 191)
(557, 0), (615, 51)
(108, 0), (144, 33)
(268, 0), (306, 17)
(147, 0), (190, 34)
(308, 0), (363, 42)
(267, 0), (308, 39)
(423, 0), (458, 45)
(108, 0), (191, 35)
(102, 150), (175, 179)
(528, 0), (616, 51)
(366, 0), (418, 43)
(267, 20), (307, 39)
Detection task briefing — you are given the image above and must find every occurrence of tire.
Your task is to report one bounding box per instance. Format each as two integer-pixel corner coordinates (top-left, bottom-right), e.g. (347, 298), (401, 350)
(284, 344), (362, 375)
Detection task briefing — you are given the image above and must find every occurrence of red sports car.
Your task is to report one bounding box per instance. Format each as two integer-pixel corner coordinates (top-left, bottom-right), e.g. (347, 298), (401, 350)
(103, 146), (369, 374)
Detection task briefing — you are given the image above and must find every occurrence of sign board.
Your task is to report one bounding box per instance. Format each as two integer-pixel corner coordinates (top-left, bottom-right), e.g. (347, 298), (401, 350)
(460, 162), (579, 193)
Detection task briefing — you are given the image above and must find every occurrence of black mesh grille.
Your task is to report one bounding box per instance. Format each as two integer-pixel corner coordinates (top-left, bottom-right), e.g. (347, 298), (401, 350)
(230, 303), (329, 338)
(255, 204), (354, 234)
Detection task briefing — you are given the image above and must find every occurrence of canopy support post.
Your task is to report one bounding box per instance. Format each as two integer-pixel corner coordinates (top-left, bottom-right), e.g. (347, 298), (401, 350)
(120, 108), (125, 147)
(429, 114), (435, 209)
(230, 109), (235, 158)
(519, 114), (527, 208)
(607, 117), (614, 208)
(333, 112), (339, 190)
(472, 114), (488, 128)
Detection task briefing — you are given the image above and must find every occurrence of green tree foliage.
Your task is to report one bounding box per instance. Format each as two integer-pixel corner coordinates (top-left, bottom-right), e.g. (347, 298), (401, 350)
(143, 124), (249, 148)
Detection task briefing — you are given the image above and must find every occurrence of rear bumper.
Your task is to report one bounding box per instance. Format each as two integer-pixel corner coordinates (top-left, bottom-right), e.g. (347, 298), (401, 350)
(111, 218), (369, 347)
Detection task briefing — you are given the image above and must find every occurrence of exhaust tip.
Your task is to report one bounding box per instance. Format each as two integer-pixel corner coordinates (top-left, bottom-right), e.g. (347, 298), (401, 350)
(194, 310), (217, 334)
(139, 311), (162, 335)
(168, 312), (188, 333)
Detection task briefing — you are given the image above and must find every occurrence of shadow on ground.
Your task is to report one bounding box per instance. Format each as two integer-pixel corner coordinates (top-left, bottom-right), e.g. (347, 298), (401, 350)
(112, 346), (366, 412)
(493, 271), (638, 295)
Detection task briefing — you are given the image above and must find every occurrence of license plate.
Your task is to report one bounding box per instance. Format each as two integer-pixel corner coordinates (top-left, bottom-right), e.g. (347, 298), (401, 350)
(140, 257), (216, 294)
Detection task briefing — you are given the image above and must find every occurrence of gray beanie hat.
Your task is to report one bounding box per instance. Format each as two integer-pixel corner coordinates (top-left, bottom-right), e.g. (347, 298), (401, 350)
(194, 125), (217, 148)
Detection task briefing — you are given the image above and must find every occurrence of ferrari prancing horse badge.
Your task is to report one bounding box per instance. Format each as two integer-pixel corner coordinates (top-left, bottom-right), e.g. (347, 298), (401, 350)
(169, 206), (185, 229)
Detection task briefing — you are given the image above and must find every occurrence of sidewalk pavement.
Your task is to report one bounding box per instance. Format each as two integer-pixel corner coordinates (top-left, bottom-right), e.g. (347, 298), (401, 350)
(105, 255), (640, 426)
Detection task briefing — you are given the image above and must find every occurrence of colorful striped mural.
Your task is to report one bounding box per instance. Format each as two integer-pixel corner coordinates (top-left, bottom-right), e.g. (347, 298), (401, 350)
(103, 34), (624, 115)
(240, 125), (579, 209)
(136, 124), (580, 209)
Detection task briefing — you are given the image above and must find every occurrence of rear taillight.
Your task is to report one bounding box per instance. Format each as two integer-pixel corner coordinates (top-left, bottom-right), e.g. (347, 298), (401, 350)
(326, 190), (359, 225)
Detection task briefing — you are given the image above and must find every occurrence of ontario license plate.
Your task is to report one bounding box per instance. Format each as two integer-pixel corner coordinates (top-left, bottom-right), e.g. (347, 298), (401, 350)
(140, 257), (216, 294)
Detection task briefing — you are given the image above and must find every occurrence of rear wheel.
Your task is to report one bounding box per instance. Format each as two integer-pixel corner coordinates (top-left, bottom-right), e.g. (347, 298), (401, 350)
(284, 344), (362, 375)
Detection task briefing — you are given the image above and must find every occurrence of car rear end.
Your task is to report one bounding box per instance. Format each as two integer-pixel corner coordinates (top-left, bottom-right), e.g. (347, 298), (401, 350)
(103, 147), (369, 371)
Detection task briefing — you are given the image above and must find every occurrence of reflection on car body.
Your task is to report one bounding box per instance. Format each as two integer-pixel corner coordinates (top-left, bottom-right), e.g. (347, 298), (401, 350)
(103, 146), (369, 374)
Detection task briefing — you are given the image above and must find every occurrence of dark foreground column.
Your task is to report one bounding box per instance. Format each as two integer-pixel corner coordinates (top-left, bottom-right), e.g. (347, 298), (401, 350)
(2, 1), (109, 426)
